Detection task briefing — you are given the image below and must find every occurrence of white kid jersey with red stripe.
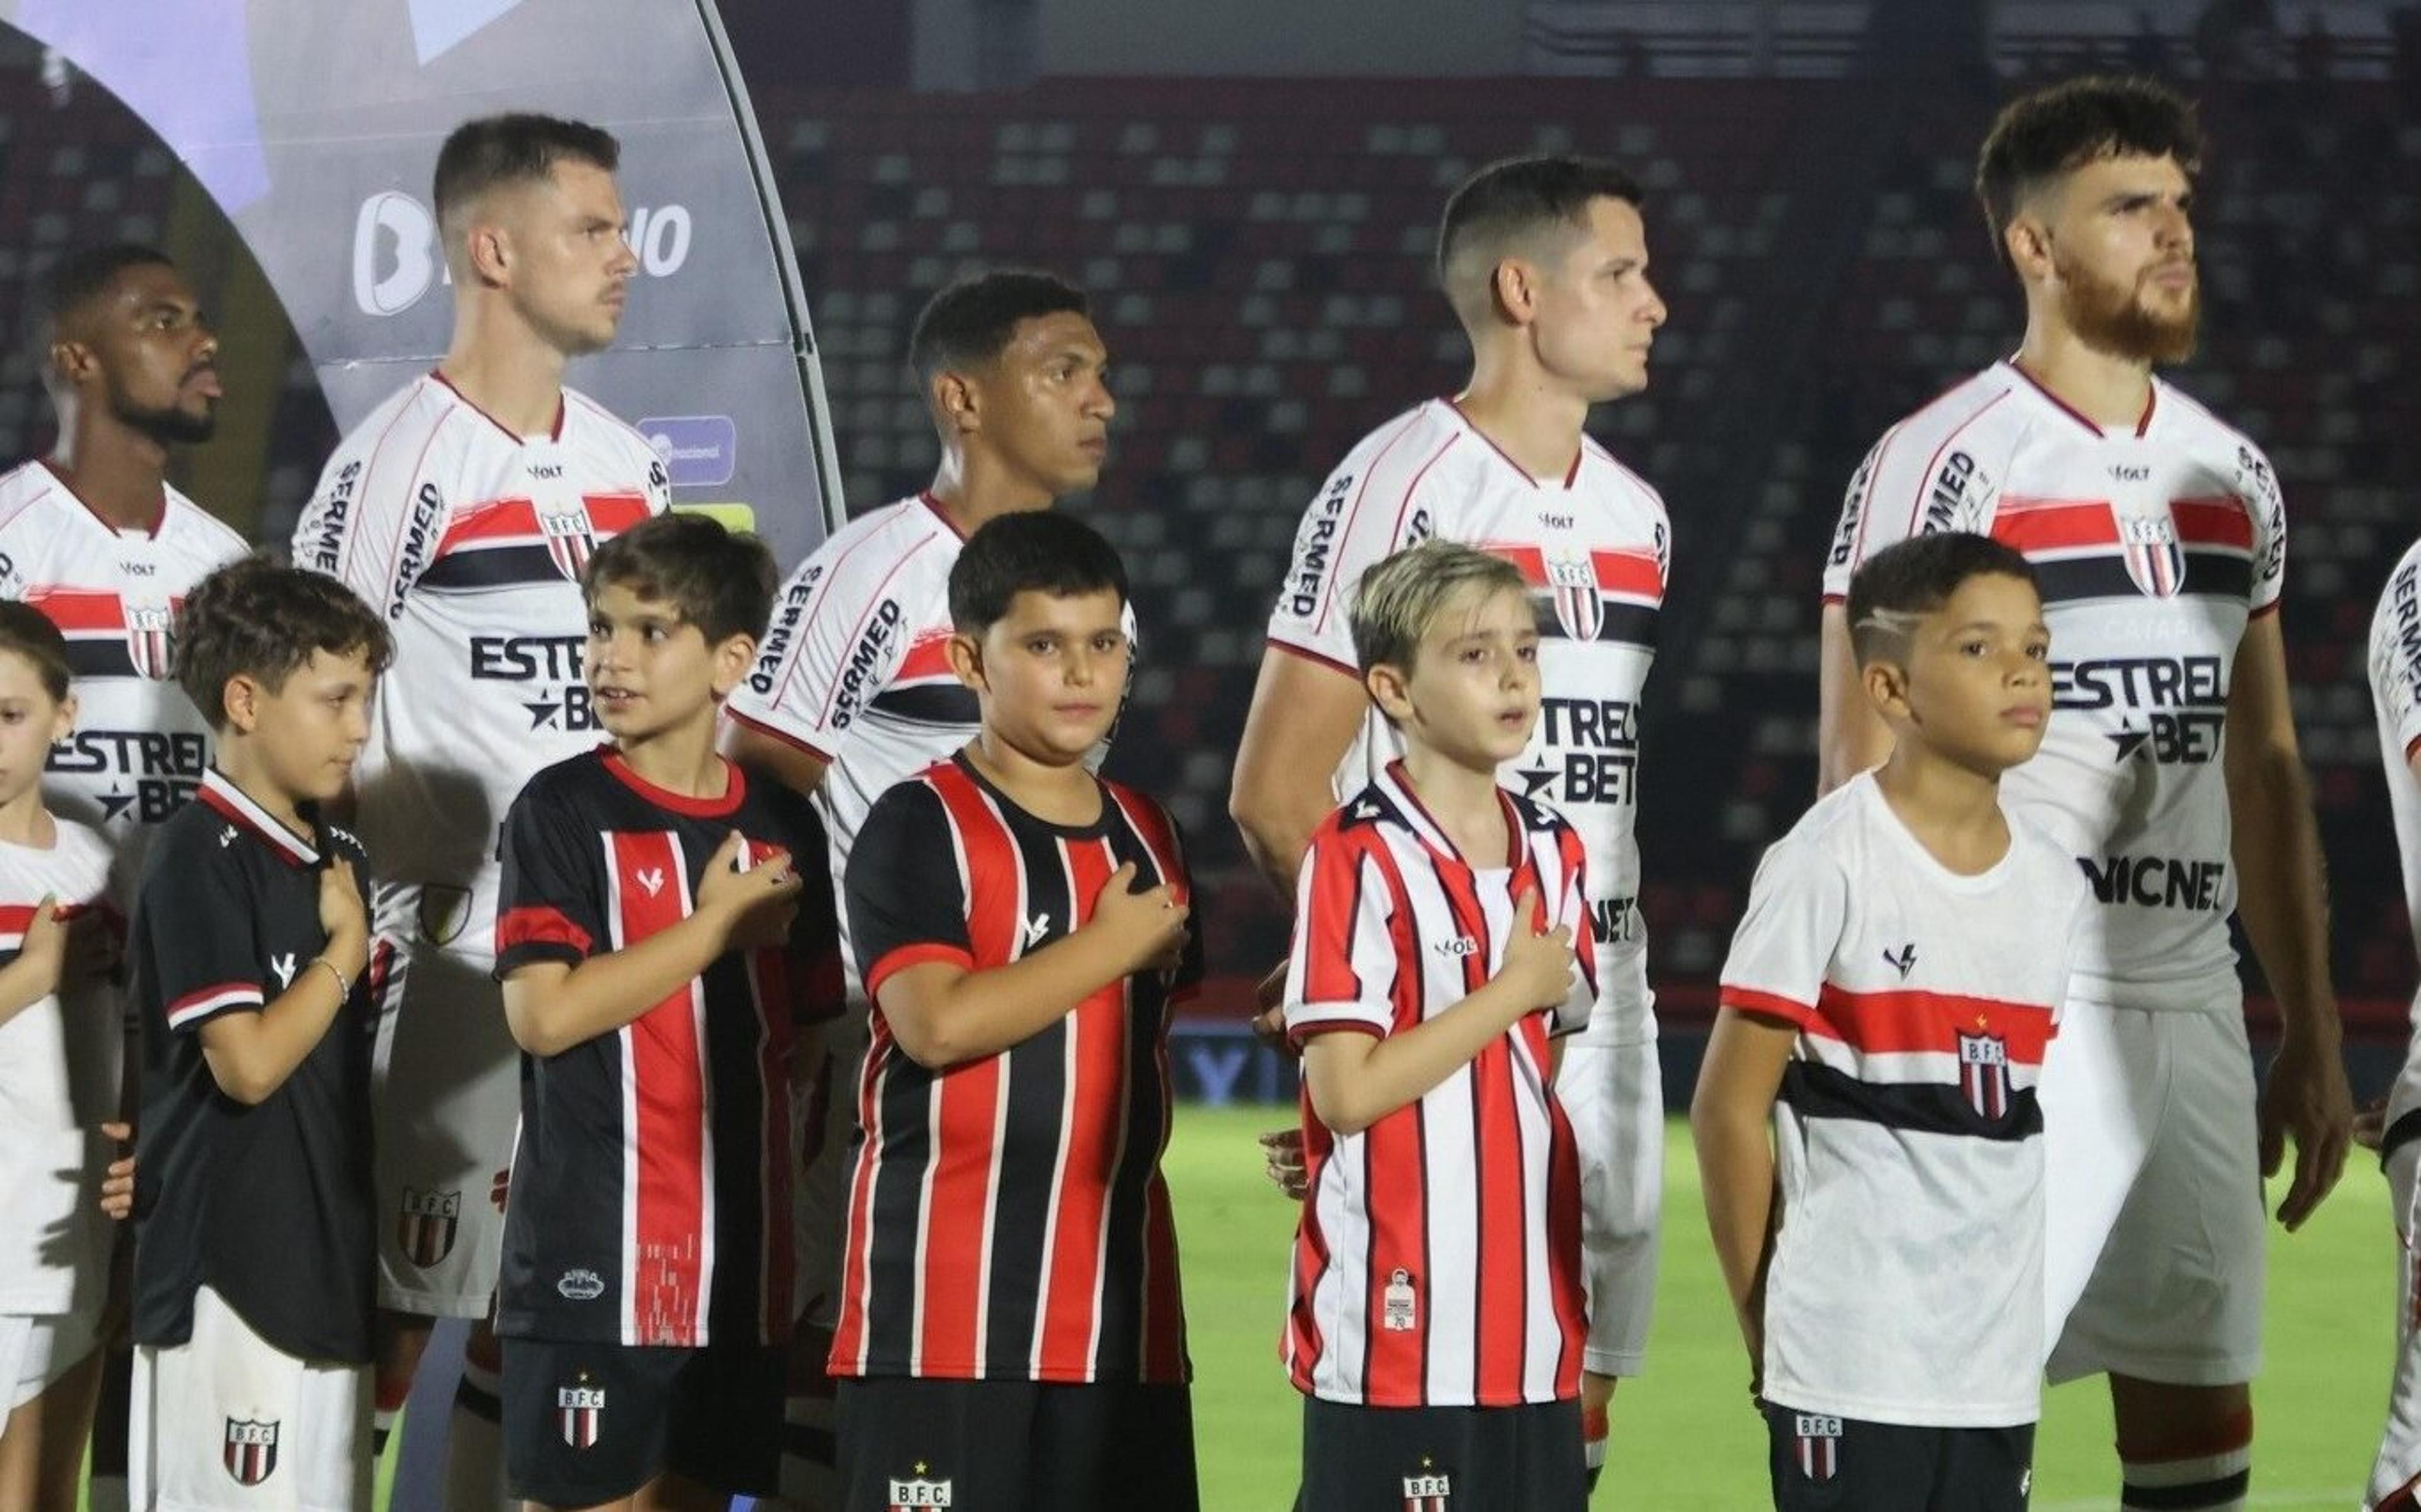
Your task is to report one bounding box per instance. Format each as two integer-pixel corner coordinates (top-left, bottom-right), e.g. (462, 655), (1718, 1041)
(0, 463), (247, 903)
(1282, 762), (1593, 1408)
(0, 820), (119, 1312)
(726, 495), (1137, 998)
(2366, 540), (2421, 1131)
(291, 374), (668, 962)
(1720, 773), (2085, 1426)
(1269, 400), (1666, 1049)
(1823, 362), (2285, 1009)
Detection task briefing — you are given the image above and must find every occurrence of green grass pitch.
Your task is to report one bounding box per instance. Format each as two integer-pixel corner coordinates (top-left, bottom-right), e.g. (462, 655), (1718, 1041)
(1164, 1103), (2397, 1510)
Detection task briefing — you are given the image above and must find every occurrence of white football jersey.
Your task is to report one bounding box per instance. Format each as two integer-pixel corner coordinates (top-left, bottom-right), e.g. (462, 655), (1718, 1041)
(291, 374), (668, 962)
(1269, 400), (1669, 1048)
(0, 461), (248, 904)
(0, 819), (119, 1312)
(1824, 362), (2285, 1010)
(2368, 540), (2421, 1132)
(1720, 773), (2085, 1426)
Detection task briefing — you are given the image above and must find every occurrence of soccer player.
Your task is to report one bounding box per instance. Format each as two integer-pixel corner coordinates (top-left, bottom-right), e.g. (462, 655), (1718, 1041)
(719, 267), (1116, 1507)
(832, 511), (1199, 1511)
(0, 604), (122, 1510)
(1813, 77), (2351, 1511)
(1699, 534), (2086, 1511)
(1229, 154), (1669, 1475)
(126, 558), (392, 1510)
(491, 514), (833, 1509)
(1282, 540), (1593, 1512)
(2360, 540), (2421, 1512)
(287, 112), (670, 1492)
(2, 241), (247, 1512)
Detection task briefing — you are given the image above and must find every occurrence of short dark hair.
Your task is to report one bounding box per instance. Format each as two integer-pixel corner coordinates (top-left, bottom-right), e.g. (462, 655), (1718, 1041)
(581, 512), (777, 645)
(433, 113), (620, 230)
(1844, 533), (2040, 666)
(908, 270), (1090, 388)
(1436, 156), (1644, 321)
(176, 557), (393, 730)
(0, 601), (73, 703)
(28, 242), (175, 354)
(1976, 76), (2203, 267)
(948, 511), (1127, 635)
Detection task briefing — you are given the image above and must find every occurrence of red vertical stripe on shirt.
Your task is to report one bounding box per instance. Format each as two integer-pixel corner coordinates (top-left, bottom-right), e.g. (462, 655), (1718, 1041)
(1431, 851), (1525, 1405)
(743, 834), (798, 1345)
(1036, 835), (1123, 1376)
(609, 831), (708, 1347)
(1357, 842), (1429, 1404)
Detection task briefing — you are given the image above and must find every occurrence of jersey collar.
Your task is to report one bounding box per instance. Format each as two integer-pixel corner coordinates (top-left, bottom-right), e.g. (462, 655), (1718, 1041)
(38, 459), (168, 540)
(2000, 358), (2158, 440)
(1441, 398), (1584, 490)
(1377, 759), (1522, 870)
(599, 746), (747, 818)
(196, 768), (322, 867)
(429, 369), (566, 445)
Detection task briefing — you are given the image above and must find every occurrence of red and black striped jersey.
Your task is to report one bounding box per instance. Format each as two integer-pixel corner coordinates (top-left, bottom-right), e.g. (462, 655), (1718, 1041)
(130, 770), (380, 1363)
(0, 461), (248, 905)
(492, 747), (842, 1348)
(1280, 763), (1594, 1408)
(1718, 773), (2086, 1426)
(830, 755), (1202, 1384)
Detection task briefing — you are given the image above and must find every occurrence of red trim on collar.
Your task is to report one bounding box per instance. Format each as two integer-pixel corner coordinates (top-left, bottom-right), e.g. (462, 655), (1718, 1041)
(600, 747), (746, 818)
(1382, 759), (1522, 869)
(40, 459), (165, 538)
(919, 492), (972, 541)
(1443, 398), (1580, 492)
(430, 369), (566, 444)
(196, 771), (320, 867)
(2003, 360), (2156, 441)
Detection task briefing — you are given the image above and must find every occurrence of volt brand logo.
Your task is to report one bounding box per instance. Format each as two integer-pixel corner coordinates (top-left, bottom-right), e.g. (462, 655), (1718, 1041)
(1883, 942), (1917, 979)
(1432, 936), (1480, 959)
(1021, 913), (1052, 949)
(353, 192), (697, 318)
(636, 868), (666, 899)
(269, 953), (296, 990)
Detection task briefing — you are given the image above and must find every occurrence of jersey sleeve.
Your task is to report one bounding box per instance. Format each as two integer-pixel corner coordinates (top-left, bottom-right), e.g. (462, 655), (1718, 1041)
(2234, 436), (2287, 616)
(844, 782), (973, 1001)
(1265, 412), (1450, 674)
(139, 836), (265, 1033)
(1547, 822), (1597, 1039)
(1715, 836), (1849, 1030)
(724, 534), (907, 763)
(1282, 826), (1400, 1044)
(2372, 551), (2421, 769)
(1820, 413), (2003, 603)
(289, 402), (450, 618)
(494, 781), (608, 976)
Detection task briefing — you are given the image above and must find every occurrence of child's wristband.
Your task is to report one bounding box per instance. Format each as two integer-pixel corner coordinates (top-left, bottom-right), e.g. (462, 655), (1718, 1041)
(308, 956), (352, 1000)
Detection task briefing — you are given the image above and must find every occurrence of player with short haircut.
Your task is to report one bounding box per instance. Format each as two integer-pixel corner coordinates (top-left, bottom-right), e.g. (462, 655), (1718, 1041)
(490, 513), (833, 1510)
(832, 511), (1200, 1511)
(2360, 541), (2421, 1512)
(126, 558), (392, 1511)
(3, 240), (248, 1512)
(0, 603), (122, 1509)
(1231, 154), (1669, 1478)
(288, 110), (670, 1490)
(1282, 539), (1593, 1512)
(1814, 76), (2350, 1512)
(719, 267), (1120, 1506)
(1701, 534), (2084, 1510)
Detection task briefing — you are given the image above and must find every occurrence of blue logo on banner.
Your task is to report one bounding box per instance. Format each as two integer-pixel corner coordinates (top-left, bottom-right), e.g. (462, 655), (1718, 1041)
(639, 415), (738, 489)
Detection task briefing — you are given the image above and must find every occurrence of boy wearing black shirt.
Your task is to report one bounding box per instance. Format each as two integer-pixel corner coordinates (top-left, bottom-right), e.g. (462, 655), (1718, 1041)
(492, 514), (839, 1509)
(127, 558), (393, 1508)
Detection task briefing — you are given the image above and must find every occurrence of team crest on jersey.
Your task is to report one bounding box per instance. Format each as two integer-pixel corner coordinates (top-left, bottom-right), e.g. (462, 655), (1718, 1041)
(2118, 509), (2185, 599)
(539, 509), (599, 581)
(557, 1383), (605, 1448)
(417, 883), (471, 946)
(1544, 553), (1603, 642)
(223, 1418), (279, 1486)
(397, 1187), (462, 1266)
(1794, 1414), (1841, 1482)
(1957, 1029), (2012, 1120)
(125, 604), (175, 680)
(888, 1465), (953, 1507)
(1402, 1458), (1451, 1511)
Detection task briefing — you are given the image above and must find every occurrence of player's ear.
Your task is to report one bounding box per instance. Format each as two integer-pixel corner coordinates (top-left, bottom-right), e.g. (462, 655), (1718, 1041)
(221, 672), (262, 736)
(946, 630), (987, 692)
(1490, 258), (1538, 326)
(1861, 657), (1912, 724)
(462, 217), (513, 291)
(1363, 661), (1413, 725)
(932, 367), (980, 438)
(709, 632), (756, 700)
(51, 690), (76, 744)
(2002, 211), (2053, 286)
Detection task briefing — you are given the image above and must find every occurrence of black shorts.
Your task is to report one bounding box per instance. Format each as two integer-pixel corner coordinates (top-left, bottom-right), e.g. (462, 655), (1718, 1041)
(501, 1335), (783, 1507)
(1295, 1394), (1585, 1512)
(1763, 1401), (2035, 1511)
(835, 1375), (1198, 1512)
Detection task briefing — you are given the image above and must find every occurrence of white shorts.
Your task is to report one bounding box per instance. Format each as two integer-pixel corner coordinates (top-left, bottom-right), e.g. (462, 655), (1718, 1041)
(2039, 996), (2265, 1387)
(0, 1306), (99, 1410)
(129, 1285), (370, 1511)
(1556, 1038), (1663, 1377)
(370, 936), (516, 1317)
(2366, 1139), (2421, 1509)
